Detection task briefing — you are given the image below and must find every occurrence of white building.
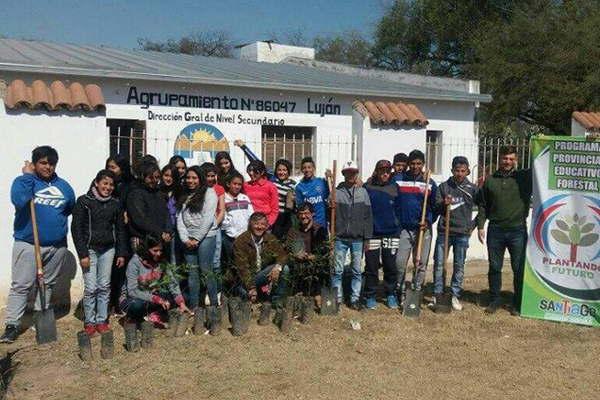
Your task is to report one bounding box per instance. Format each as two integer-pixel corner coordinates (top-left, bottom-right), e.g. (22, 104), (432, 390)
(0, 38), (491, 302)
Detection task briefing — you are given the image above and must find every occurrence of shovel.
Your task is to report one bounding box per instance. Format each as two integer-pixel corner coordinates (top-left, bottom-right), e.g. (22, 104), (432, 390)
(30, 200), (57, 344)
(321, 160), (339, 315)
(403, 170), (431, 318)
(434, 205), (452, 314)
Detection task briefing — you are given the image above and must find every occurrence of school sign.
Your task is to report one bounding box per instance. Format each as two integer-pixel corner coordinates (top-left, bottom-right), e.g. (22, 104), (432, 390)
(522, 136), (600, 326)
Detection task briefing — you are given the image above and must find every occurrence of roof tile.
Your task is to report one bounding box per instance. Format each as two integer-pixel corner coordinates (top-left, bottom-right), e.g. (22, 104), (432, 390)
(353, 100), (428, 127)
(4, 79), (104, 112)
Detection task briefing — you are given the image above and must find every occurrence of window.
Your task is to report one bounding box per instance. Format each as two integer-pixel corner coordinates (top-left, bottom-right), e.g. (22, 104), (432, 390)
(107, 119), (146, 165)
(426, 130), (443, 174)
(261, 126), (314, 176)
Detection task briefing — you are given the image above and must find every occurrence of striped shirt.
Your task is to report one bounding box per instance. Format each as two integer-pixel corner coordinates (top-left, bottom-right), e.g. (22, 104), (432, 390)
(272, 178), (296, 213)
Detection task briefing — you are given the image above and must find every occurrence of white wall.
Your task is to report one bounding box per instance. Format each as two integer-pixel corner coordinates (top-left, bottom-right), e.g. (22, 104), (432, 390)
(107, 104), (353, 181)
(0, 103), (107, 304)
(571, 119), (587, 137)
(0, 73), (487, 306)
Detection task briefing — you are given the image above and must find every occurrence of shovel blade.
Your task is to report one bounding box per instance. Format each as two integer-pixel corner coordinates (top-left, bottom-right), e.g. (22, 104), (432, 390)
(402, 288), (422, 318)
(320, 286), (338, 315)
(34, 309), (57, 344)
(434, 293), (452, 314)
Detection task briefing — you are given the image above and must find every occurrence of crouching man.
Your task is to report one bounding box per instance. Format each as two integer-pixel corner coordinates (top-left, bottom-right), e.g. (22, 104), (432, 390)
(1, 146), (75, 344)
(232, 212), (290, 331)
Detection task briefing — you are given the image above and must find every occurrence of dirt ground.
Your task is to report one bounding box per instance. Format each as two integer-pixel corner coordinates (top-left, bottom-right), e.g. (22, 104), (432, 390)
(1, 263), (599, 400)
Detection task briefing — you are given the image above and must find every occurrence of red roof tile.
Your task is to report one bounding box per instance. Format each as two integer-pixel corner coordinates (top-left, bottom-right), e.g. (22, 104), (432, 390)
(572, 111), (600, 131)
(4, 79), (105, 112)
(352, 100), (428, 127)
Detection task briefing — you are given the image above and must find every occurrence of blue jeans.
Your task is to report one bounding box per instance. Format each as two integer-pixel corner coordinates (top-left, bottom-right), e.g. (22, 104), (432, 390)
(487, 225), (527, 310)
(332, 239), (363, 303)
(213, 230), (222, 292)
(82, 248), (115, 325)
(232, 264), (290, 307)
(124, 291), (176, 322)
(432, 234), (469, 297)
(184, 235), (217, 308)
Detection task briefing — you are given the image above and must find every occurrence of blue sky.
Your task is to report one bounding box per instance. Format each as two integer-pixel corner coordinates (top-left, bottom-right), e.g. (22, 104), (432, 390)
(0, 0), (389, 49)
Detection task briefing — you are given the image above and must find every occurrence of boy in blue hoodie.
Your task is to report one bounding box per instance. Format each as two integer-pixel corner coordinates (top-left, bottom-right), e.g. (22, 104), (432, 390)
(295, 157), (330, 227)
(395, 150), (437, 298)
(1, 146), (75, 343)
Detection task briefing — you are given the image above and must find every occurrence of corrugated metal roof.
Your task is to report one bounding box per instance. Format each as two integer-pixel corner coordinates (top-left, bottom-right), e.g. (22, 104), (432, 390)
(0, 38), (491, 103)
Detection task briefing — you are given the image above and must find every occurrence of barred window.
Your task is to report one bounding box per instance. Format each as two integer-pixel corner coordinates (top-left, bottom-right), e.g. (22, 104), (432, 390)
(261, 126), (314, 176)
(426, 130), (443, 174)
(108, 119), (146, 165)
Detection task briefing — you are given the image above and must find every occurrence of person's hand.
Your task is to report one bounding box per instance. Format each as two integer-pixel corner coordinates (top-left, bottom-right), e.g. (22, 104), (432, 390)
(162, 232), (172, 242)
(444, 195), (452, 206)
(160, 299), (170, 310)
(306, 254), (316, 262)
(115, 257), (126, 268)
(419, 222), (428, 231)
(324, 169), (333, 179)
(233, 139), (245, 147)
(269, 265), (282, 282)
(248, 288), (257, 302)
(185, 239), (198, 249)
(22, 160), (35, 174)
(478, 228), (486, 244)
(80, 257), (90, 269)
(179, 302), (191, 314)
(123, 212), (129, 225)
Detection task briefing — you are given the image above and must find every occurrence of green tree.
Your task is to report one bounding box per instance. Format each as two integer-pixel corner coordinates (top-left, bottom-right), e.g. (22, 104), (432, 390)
(313, 30), (373, 67)
(372, 0), (515, 76)
(468, 0), (600, 135)
(138, 30), (234, 58)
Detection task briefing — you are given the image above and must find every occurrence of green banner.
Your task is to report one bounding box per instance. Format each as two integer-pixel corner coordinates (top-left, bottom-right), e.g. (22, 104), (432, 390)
(522, 135), (600, 326)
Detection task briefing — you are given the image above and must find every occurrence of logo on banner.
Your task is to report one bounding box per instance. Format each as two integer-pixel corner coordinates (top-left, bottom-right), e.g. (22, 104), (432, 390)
(173, 123), (229, 163)
(531, 194), (600, 300)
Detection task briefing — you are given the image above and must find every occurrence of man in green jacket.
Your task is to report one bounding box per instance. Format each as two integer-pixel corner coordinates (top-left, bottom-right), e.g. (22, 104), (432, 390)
(477, 146), (532, 316)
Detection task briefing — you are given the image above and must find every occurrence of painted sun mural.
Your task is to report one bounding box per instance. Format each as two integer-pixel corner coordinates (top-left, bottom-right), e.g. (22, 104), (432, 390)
(174, 123), (229, 162)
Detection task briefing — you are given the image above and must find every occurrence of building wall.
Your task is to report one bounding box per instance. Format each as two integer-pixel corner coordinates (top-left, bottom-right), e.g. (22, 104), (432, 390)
(0, 103), (107, 304)
(0, 73), (490, 306)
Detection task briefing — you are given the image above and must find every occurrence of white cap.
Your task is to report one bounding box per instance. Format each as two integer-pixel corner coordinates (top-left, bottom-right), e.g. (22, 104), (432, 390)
(341, 160), (359, 172)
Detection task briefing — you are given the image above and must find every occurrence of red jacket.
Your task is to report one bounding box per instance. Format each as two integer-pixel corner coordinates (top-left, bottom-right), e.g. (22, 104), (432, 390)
(243, 178), (279, 226)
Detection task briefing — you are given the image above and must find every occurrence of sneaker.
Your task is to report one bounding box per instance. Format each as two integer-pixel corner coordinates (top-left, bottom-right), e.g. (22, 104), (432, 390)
(386, 295), (399, 309)
(451, 296), (463, 311)
(365, 297), (377, 310)
(485, 300), (501, 314)
(84, 324), (97, 337)
(427, 295), (437, 309)
(510, 307), (520, 317)
(348, 301), (361, 311)
(0, 325), (19, 344)
(96, 323), (111, 334)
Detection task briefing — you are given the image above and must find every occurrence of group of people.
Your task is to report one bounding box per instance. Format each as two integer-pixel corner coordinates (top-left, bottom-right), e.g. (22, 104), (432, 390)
(0, 141), (532, 344)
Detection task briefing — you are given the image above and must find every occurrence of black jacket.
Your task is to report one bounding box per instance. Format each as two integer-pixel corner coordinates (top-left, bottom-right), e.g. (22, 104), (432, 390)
(71, 190), (128, 259)
(126, 183), (171, 239)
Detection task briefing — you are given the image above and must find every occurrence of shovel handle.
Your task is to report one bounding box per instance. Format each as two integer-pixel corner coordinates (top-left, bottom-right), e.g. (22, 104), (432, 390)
(30, 201), (46, 308)
(443, 205), (451, 286)
(414, 170), (431, 266)
(328, 160), (337, 239)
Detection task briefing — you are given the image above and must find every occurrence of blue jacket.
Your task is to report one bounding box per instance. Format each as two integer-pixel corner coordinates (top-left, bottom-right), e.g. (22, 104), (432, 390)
(295, 177), (330, 227)
(11, 173), (75, 246)
(394, 171), (438, 230)
(364, 180), (402, 237)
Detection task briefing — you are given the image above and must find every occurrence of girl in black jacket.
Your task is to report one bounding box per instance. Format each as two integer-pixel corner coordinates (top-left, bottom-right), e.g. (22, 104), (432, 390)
(71, 170), (128, 336)
(126, 163), (172, 250)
